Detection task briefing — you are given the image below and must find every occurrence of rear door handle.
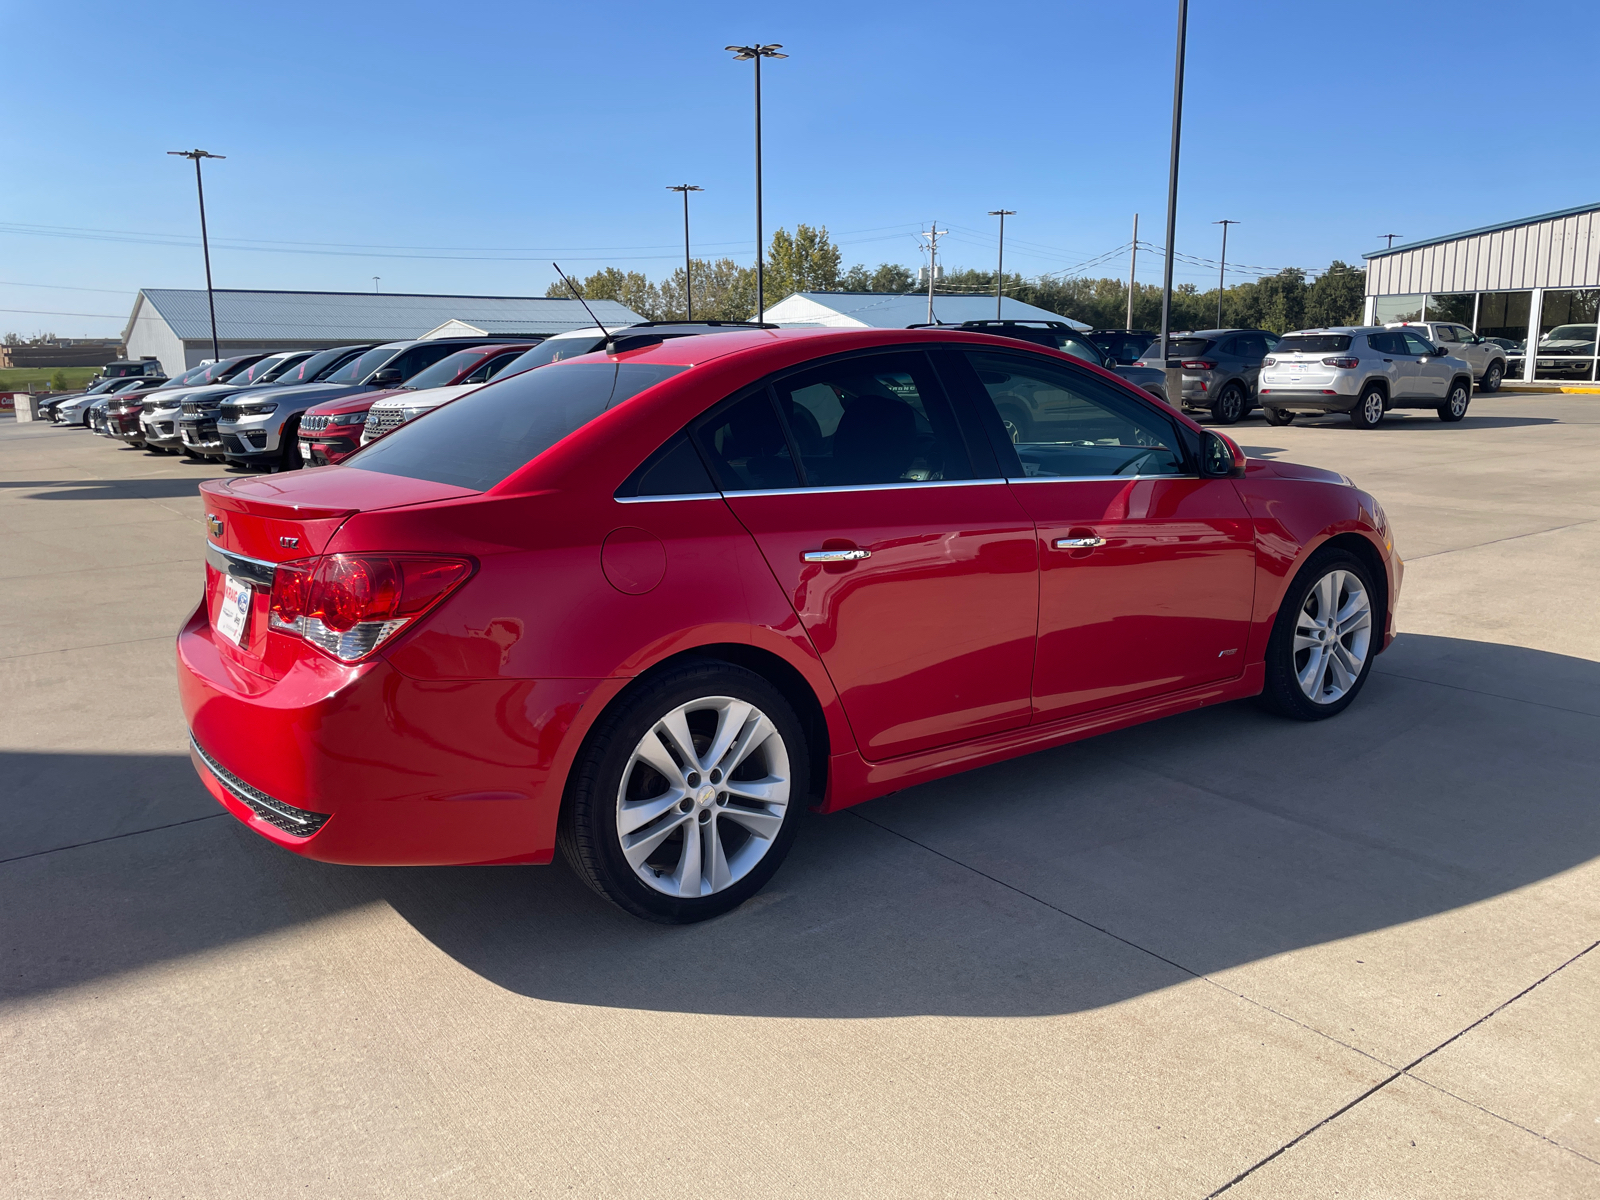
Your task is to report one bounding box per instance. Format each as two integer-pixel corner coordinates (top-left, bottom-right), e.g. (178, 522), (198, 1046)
(802, 548), (871, 563)
(1053, 536), (1106, 549)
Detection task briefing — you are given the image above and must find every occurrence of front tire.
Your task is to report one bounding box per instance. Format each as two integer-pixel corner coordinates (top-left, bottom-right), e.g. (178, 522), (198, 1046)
(1481, 361), (1503, 392)
(559, 660), (808, 923)
(1262, 406), (1295, 426)
(1258, 549), (1378, 721)
(1210, 382), (1247, 425)
(1351, 384), (1385, 429)
(1438, 379), (1470, 422)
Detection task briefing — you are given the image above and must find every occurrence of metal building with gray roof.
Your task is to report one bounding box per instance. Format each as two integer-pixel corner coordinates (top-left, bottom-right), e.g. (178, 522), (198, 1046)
(122, 288), (645, 376)
(1362, 201), (1600, 382)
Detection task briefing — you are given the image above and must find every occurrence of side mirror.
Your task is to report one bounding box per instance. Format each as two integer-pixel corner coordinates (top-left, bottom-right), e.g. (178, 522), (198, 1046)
(367, 368), (404, 387)
(1200, 430), (1246, 478)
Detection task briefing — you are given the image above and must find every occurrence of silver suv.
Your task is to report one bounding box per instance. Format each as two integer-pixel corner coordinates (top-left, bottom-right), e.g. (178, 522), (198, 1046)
(1258, 327), (1475, 428)
(1385, 320), (1508, 391)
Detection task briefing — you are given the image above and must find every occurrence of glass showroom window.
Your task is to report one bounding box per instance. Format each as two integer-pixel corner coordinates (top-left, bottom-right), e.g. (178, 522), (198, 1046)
(1476, 292), (1532, 376)
(1373, 294), (1425, 324)
(1423, 293), (1475, 325)
(1533, 289), (1600, 382)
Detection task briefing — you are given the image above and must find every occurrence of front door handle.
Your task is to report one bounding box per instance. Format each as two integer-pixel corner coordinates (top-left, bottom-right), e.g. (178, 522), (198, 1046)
(1053, 536), (1106, 550)
(802, 548), (871, 563)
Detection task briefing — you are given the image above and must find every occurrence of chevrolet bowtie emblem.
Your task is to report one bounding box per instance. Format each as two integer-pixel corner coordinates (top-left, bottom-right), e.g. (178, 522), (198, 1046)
(207, 514), (224, 537)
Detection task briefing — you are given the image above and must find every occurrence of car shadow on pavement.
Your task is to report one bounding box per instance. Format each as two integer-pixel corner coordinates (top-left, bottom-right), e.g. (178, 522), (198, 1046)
(3, 633), (1597, 1018)
(0, 478), (217, 500)
(1259, 414), (1560, 432)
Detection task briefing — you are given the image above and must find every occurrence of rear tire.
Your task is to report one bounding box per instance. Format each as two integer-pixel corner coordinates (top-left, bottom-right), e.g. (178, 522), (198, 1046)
(1210, 382), (1247, 425)
(1262, 406), (1295, 426)
(1351, 384), (1385, 429)
(558, 660), (808, 924)
(1438, 379), (1471, 422)
(1481, 361), (1503, 392)
(1258, 548), (1379, 721)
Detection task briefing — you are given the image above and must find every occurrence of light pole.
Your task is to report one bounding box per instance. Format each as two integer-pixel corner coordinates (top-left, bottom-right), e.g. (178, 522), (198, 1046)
(987, 209), (1015, 320)
(167, 148), (225, 362)
(1380, 233), (1401, 249)
(1126, 213), (1139, 330)
(372, 277), (381, 293)
(726, 43), (786, 324)
(667, 185), (704, 319)
(1158, 0), (1187, 391)
(1213, 219), (1238, 328)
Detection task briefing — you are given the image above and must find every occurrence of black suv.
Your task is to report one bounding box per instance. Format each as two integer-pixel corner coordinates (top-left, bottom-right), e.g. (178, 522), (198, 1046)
(923, 321), (1172, 404)
(1084, 329), (1157, 365)
(1136, 329), (1281, 424)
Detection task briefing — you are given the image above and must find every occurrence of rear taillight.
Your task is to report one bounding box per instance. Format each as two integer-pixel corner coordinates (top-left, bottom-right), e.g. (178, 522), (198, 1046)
(268, 553), (473, 662)
(1262, 357), (1276, 367)
(1182, 360), (1216, 370)
(1323, 357), (1359, 368)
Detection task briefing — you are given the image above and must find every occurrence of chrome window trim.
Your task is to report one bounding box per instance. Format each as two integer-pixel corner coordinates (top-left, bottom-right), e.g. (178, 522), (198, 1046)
(708, 477), (1010, 500)
(614, 492), (724, 504)
(1006, 473), (1200, 484)
(205, 541), (279, 588)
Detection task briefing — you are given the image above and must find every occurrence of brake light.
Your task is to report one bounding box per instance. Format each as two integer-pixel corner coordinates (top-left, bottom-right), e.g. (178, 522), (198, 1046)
(1322, 357), (1359, 368)
(268, 553), (473, 662)
(1182, 360), (1216, 370)
(1262, 357), (1276, 367)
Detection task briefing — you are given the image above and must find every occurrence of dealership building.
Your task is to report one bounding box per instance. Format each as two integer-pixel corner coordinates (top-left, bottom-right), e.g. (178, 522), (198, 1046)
(1363, 201), (1600, 382)
(122, 288), (643, 377)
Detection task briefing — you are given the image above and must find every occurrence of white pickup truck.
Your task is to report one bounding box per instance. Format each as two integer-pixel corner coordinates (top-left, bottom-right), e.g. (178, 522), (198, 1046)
(1386, 321), (1508, 392)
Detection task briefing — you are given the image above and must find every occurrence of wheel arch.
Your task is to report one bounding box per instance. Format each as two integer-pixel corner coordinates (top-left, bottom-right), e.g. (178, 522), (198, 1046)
(567, 641), (834, 813)
(1310, 532), (1390, 651)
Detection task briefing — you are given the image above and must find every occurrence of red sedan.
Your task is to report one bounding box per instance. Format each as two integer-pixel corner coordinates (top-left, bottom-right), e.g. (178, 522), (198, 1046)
(179, 328), (1401, 922)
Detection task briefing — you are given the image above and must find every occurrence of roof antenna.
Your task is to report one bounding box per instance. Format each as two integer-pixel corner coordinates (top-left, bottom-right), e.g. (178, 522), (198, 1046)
(552, 262), (616, 353)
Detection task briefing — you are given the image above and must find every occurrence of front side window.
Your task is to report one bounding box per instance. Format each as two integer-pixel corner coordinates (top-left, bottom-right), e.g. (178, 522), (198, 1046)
(323, 346), (399, 384)
(771, 351), (973, 487)
(386, 343), (465, 381)
(352, 362), (685, 492)
(1401, 331), (1437, 356)
(963, 350), (1185, 479)
(398, 348), (491, 391)
(276, 346), (362, 385)
(1050, 332), (1105, 365)
(496, 335), (605, 378)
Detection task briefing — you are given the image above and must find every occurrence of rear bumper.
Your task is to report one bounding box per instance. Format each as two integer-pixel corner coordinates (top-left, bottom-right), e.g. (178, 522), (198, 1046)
(176, 602), (600, 866)
(1257, 389), (1357, 412)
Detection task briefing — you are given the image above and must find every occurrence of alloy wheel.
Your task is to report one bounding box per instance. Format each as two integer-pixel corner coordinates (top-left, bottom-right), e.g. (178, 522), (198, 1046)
(1485, 363), (1502, 392)
(1363, 392), (1383, 424)
(1448, 385), (1469, 418)
(1293, 569), (1373, 704)
(616, 695), (791, 898)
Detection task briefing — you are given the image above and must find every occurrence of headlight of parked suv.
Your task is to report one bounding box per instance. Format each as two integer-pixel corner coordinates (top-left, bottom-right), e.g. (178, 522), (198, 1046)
(329, 411), (367, 426)
(234, 401), (278, 416)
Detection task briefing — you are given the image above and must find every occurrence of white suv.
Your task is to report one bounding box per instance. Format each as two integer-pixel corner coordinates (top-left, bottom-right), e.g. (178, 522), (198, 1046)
(1258, 327), (1475, 428)
(1385, 321), (1508, 391)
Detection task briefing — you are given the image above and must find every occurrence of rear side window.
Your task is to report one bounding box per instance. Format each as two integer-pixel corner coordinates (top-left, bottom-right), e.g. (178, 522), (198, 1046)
(770, 351), (973, 487)
(692, 389), (801, 491)
(1277, 335), (1353, 354)
(352, 362), (686, 491)
(617, 433), (716, 498)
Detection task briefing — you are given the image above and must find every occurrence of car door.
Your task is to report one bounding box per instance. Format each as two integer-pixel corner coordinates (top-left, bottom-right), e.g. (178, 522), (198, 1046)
(693, 349), (1039, 762)
(1374, 331), (1420, 398)
(950, 348), (1256, 723)
(1402, 330), (1450, 397)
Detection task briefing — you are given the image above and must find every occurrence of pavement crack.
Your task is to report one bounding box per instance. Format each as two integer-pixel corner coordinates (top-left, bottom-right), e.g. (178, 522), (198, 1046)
(1373, 667), (1600, 718)
(1204, 939), (1600, 1196)
(0, 812), (227, 866)
(1402, 518), (1596, 562)
(1400, 1072), (1600, 1167)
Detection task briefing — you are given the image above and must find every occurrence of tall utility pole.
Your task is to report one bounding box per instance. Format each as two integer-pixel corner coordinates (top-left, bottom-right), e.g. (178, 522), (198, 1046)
(372, 277), (381, 293)
(1380, 233), (1401, 249)
(919, 222), (948, 325)
(726, 43), (786, 324)
(988, 209), (1015, 320)
(667, 185), (704, 319)
(1214, 219), (1239, 328)
(1159, 0), (1188, 385)
(167, 148), (225, 362)
(1126, 213), (1139, 330)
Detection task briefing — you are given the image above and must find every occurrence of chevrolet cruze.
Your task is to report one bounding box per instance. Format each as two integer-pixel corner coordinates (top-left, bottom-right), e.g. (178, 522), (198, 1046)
(180, 328), (1401, 923)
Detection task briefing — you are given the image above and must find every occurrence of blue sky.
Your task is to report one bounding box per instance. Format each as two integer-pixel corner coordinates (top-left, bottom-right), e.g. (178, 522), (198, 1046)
(5, 0), (1596, 337)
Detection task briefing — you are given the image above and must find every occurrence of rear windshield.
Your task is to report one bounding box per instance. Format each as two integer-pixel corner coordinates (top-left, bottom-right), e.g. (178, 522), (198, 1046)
(1141, 337), (1214, 360)
(1274, 335), (1353, 353)
(496, 335), (607, 377)
(351, 362), (688, 491)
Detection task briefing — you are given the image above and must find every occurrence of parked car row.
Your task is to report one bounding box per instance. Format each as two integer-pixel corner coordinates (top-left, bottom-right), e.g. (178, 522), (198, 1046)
(181, 323), (1401, 922)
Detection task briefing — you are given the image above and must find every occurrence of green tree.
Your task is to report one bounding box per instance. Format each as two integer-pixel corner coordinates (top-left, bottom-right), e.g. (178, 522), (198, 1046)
(656, 258), (759, 321)
(50, 369), (70, 391)
(1305, 261), (1366, 328)
(839, 262), (915, 292)
(764, 224), (843, 305)
(545, 267), (666, 320)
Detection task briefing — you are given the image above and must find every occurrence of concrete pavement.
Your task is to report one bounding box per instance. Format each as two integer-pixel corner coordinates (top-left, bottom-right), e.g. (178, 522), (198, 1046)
(3, 396), (1597, 1197)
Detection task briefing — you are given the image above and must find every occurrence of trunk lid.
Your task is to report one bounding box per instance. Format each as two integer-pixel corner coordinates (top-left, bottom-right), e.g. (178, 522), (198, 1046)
(198, 466), (480, 676)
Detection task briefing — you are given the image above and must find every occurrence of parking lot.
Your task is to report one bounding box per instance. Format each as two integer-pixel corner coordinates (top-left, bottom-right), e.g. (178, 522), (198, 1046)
(3, 394), (1598, 1197)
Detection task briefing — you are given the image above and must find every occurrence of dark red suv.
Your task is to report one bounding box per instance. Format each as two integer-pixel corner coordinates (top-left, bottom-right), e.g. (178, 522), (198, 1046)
(297, 344), (535, 466)
(181, 328), (1400, 923)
